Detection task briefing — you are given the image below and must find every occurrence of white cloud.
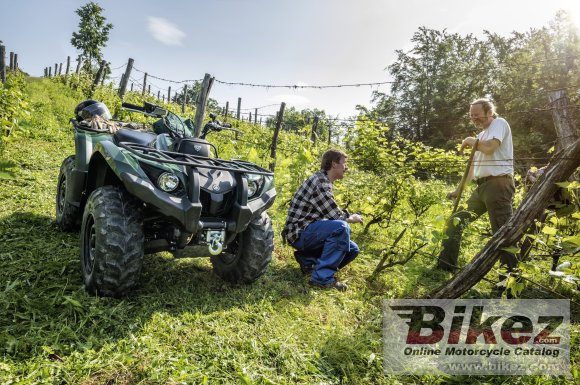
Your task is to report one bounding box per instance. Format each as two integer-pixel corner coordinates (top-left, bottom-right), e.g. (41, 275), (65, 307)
(268, 94), (310, 105)
(147, 17), (186, 46)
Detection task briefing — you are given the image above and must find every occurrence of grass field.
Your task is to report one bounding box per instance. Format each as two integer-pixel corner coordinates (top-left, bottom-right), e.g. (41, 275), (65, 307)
(0, 78), (577, 384)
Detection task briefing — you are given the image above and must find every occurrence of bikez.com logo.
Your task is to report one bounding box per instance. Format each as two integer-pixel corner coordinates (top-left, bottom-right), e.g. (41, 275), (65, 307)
(382, 300), (569, 375)
(390, 304), (562, 346)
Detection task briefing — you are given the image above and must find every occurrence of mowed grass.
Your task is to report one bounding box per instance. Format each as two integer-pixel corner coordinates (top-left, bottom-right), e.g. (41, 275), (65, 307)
(0, 78), (578, 384)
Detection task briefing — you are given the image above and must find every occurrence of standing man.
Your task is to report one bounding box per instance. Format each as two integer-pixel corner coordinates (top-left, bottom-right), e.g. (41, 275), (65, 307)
(437, 98), (517, 272)
(282, 149), (363, 292)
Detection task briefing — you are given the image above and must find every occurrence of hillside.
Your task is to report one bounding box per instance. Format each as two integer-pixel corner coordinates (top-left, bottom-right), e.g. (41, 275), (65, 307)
(0, 77), (578, 384)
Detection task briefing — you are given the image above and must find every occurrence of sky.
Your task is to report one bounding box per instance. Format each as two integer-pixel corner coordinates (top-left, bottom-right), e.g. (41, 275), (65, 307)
(2, 0), (580, 119)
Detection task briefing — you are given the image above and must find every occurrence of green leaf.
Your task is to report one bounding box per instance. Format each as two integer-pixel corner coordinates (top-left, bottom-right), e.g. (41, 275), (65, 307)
(542, 226), (558, 236)
(562, 235), (580, 247)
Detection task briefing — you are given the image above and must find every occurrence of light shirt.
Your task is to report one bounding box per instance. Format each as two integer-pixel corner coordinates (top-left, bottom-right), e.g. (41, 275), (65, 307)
(473, 117), (514, 179)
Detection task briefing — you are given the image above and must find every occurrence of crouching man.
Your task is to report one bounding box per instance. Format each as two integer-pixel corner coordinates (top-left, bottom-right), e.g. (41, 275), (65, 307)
(281, 149), (363, 292)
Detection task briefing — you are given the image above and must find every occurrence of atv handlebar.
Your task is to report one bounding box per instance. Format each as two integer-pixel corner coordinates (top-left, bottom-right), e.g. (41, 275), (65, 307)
(120, 103), (241, 140)
(200, 121), (242, 139)
(121, 102), (168, 118)
(121, 102), (144, 112)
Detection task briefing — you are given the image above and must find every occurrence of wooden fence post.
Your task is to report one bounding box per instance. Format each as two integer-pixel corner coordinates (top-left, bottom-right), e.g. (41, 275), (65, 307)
(157, 90), (160, 100)
(236, 97), (241, 120)
(167, 86), (171, 103)
(14, 53), (17, 70)
(118, 58), (134, 98)
(148, 85), (151, 94)
(44, 68), (48, 78)
(89, 59), (106, 97)
(224, 101), (229, 122)
(142, 72), (147, 95)
(131, 83), (134, 91)
(549, 90), (579, 152)
(193, 73), (214, 137)
(0, 45), (5, 83)
(255, 108), (258, 125)
(54, 63), (58, 77)
(9, 51), (14, 71)
(93, 60), (106, 85)
(65, 56), (70, 75)
(75, 57), (82, 74)
(182, 84), (188, 113)
(48, 66), (52, 78)
(269, 102), (286, 171)
(311, 116), (319, 145)
(328, 120), (332, 145)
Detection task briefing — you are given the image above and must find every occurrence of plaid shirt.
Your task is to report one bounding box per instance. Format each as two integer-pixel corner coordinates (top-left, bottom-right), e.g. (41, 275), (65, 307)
(282, 171), (348, 244)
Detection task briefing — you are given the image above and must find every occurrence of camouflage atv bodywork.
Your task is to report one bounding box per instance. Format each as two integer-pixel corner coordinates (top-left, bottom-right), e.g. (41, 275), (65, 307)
(56, 102), (276, 297)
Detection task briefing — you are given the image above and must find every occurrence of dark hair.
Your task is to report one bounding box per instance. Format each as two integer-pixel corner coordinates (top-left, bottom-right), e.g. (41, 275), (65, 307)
(321, 149), (347, 171)
(470, 98), (496, 117)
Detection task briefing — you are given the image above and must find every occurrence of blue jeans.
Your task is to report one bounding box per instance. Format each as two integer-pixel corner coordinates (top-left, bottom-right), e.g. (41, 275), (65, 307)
(292, 220), (359, 285)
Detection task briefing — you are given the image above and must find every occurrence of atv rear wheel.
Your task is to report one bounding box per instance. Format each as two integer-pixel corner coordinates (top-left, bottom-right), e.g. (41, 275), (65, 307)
(211, 212), (273, 283)
(80, 186), (144, 297)
(56, 156), (81, 231)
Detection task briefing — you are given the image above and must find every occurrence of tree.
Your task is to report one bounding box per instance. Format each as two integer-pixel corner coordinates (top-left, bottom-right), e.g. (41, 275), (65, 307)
(369, 11), (580, 159)
(70, 2), (113, 74)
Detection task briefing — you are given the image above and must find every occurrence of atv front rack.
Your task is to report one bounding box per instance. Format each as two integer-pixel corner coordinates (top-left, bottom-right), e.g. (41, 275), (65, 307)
(118, 142), (273, 176)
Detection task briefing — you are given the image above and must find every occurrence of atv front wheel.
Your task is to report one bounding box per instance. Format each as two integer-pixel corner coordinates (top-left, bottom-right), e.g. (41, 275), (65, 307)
(56, 156), (81, 231)
(80, 186), (144, 297)
(211, 212), (274, 283)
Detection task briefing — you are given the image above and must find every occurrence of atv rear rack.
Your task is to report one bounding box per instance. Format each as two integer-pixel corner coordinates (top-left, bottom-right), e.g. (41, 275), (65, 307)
(118, 142), (273, 176)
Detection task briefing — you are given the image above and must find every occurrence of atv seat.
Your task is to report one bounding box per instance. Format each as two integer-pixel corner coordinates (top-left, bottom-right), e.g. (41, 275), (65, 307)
(113, 128), (157, 146)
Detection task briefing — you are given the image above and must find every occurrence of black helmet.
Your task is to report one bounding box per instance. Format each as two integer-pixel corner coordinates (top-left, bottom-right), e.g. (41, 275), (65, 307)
(74, 100), (112, 121)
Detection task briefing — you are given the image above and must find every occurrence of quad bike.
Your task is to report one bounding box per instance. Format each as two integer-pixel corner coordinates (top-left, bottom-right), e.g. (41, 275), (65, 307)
(56, 100), (276, 297)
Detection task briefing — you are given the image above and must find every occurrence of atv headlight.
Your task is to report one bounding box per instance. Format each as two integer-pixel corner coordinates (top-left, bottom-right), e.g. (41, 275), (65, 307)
(157, 172), (180, 192)
(246, 174), (264, 199)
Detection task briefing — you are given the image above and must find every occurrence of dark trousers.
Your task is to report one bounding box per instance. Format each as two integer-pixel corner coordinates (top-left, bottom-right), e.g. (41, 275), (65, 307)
(437, 175), (517, 271)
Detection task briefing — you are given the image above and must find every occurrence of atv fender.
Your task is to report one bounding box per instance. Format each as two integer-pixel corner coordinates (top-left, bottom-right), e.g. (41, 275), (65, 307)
(89, 141), (203, 233)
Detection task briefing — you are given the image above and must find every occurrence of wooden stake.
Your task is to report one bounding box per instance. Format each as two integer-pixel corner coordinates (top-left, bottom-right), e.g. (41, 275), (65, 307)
(269, 102), (286, 171)
(549, 90), (579, 152)
(451, 139), (479, 214)
(0, 46), (5, 83)
(193, 73), (214, 137)
(118, 58), (134, 98)
(311, 116), (319, 145)
(182, 84), (188, 114)
(75, 57), (82, 74)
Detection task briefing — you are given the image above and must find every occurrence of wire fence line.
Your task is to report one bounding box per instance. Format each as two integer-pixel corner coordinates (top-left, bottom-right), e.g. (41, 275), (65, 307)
(41, 55), (580, 174)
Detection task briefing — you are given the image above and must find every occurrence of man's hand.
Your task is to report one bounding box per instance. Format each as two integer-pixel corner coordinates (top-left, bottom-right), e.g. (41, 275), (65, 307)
(446, 190), (459, 199)
(346, 213), (364, 224)
(459, 136), (478, 155)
